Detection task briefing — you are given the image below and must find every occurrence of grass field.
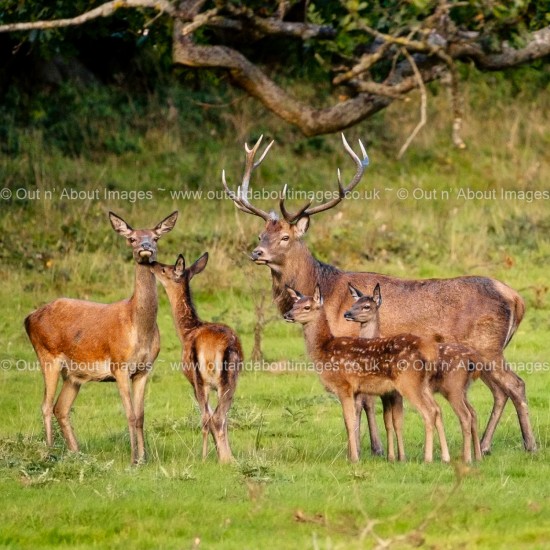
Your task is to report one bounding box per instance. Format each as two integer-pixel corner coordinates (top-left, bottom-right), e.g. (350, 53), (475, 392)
(1, 79), (549, 548)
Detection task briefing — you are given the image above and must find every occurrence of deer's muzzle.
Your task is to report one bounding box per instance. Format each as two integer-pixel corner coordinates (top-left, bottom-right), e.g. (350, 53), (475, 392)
(250, 247), (268, 264)
(137, 249), (154, 263)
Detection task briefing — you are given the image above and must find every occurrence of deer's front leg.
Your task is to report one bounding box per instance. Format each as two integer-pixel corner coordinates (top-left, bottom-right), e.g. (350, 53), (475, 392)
(341, 393), (360, 463)
(131, 369), (150, 464)
(362, 394), (384, 456)
(114, 366), (138, 464)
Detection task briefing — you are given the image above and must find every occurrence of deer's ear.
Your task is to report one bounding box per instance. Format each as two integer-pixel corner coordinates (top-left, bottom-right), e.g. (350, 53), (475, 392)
(348, 283), (363, 302)
(174, 255), (185, 278)
(293, 216), (310, 238)
(285, 286), (302, 302)
(373, 283), (382, 307)
(188, 252), (208, 279)
(109, 212), (133, 237)
(154, 211), (179, 236)
(313, 284), (323, 305)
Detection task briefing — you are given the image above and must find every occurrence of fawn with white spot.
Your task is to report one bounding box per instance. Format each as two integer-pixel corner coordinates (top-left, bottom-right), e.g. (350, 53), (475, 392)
(151, 253), (242, 463)
(25, 211), (178, 464)
(284, 285), (450, 463)
(224, 134), (534, 456)
(345, 283), (483, 463)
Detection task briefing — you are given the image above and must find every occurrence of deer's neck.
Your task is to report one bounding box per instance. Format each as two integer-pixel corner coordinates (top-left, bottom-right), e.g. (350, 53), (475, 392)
(272, 244), (341, 314)
(303, 309), (333, 362)
(130, 263), (158, 335)
(359, 313), (380, 339)
(169, 280), (202, 341)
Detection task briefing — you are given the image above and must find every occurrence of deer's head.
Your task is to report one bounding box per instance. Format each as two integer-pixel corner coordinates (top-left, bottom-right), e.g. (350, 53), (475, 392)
(150, 253), (208, 289)
(109, 211), (178, 264)
(343, 283), (382, 324)
(223, 135), (368, 271)
(283, 285), (323, 325)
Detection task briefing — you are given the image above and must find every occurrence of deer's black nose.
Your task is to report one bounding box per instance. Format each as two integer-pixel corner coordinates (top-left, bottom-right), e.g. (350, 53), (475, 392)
(251, 248), (263, 259)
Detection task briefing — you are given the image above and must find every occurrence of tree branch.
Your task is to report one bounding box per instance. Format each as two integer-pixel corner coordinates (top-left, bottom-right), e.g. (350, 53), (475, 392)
(0, 0), (548, 138)
(397, 49), (427, 159)
(173, 25), (391, 136)
(0, 0), (175, 33)
(451, 26), (550, 70)
(223, 4), (336, 40)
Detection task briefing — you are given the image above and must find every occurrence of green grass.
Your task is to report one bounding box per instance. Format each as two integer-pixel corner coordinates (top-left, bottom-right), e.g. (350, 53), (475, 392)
(1, 80), (549, 548)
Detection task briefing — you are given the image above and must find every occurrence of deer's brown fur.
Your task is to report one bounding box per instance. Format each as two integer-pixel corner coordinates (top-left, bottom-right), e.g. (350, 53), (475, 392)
(224, 135), (534, 455)
(345, 283), (483, 462)
(284, 285), (450, 463)
(24, 211), (178, 463)
(151, 253), (242, 463)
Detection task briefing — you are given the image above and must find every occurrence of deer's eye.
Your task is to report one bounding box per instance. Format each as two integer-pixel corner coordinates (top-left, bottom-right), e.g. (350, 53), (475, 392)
(281, 235), (290, 242)
(304, 305), (311, 311)
(129, 237), (136, 243)
(162, 268), (166, 274)
(153, 236), (159, 242)
(363, 306), (370, 311)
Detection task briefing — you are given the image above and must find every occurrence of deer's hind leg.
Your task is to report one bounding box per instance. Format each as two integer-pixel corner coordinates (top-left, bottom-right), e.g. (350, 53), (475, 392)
(384, 392), (405, 462)
(53, 376), (81, 453)
(426, 389), (450, 463)
(194, 376), (212, 461)
(465, 395), (482, 461)
(441, 384), (474, 463)
(210, 348), (240, 464)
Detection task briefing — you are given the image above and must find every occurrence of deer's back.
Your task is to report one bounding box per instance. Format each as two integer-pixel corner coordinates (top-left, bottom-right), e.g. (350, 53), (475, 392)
(320, 273), (523, 356)
(313, 333), (429, 396)
(25, 297), (144, 363)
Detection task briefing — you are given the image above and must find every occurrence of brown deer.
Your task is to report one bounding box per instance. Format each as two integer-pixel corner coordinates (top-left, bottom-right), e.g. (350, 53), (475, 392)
(150, 253), (243, 463)
(345, 283), (483, 463)
(222, 134), (535, 456)
(24, 211), (179, 464)
(344, 284), (405, 462)
(284, 285), (450, 463)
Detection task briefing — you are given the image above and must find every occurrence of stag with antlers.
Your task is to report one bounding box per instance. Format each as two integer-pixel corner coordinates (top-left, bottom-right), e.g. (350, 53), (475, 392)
(223, 134), (535, 456)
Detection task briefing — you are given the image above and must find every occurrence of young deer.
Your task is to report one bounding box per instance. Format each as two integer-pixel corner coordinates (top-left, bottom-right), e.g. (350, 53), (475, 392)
(284, 285), (450, 463)
(24, 211), (178, 464)
(343, 285), (405, 462)
(345, 283), (483, 463)
(224, 134), (534, 456)
(151, 253), (243, 463)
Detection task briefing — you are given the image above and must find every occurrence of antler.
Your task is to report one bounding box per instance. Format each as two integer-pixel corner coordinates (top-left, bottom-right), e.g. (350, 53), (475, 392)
(280, 133), (369, 223)
(222, 135), (275, 221)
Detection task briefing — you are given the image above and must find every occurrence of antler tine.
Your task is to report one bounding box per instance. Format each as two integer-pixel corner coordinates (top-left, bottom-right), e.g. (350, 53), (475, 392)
(300, 133), (369, 217)
(221, 169), (237, 201)
(243, 135), (274, 166)
(222, 136), (275, 221)
(221, 169), (258, 216)
(279, 183), (312, 223)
